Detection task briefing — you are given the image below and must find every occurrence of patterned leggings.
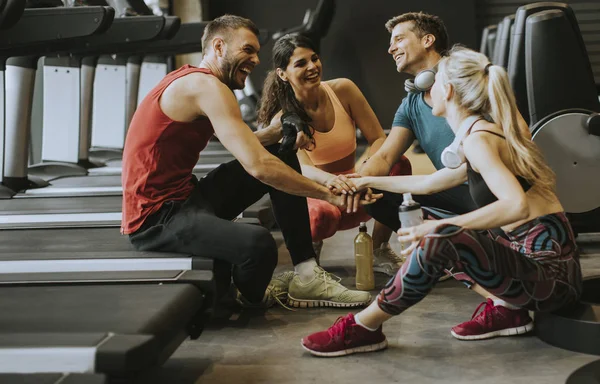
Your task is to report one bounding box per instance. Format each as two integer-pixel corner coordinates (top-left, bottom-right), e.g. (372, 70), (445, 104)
(377, 207), (582, 315)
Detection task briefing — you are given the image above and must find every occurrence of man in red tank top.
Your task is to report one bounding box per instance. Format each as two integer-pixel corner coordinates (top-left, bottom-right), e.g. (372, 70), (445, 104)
(121, 15), (376, 308)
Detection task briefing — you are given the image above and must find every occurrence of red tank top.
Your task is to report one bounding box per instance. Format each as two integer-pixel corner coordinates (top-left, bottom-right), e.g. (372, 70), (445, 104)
(121, 65), (215, 234)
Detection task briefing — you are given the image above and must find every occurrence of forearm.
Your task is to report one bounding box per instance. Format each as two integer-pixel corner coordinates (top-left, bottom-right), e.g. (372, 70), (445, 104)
(254, 124), (283, 146)
(253, 157), (332, 201)
(360, 175), (432, 195)
(359, 153), (393, 177)
(365, 138), (385, 158)
(300, 164), (332, 185)
(439, 199), (529, 231)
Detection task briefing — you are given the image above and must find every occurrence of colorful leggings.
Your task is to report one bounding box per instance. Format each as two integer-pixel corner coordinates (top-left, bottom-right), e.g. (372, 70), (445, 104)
(377, 207), (582, 315)
(309, 156), (412, 242)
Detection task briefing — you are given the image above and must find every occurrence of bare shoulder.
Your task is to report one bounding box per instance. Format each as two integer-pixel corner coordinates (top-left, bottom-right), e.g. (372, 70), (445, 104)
(326, 78), (357, 94)
(325, 78), (362, 105)
(161, 71), (235, 120)
(174, 72), (229, 98)
(467, 120), (502, 139)
(464, 121), (502, 156)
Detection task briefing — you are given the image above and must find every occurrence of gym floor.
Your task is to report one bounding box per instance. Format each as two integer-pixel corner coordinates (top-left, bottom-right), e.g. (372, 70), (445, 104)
(140, 149), (600, 384)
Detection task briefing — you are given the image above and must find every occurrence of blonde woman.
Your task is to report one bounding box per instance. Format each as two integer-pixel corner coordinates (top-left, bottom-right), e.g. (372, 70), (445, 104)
(300, 46), (582, 357)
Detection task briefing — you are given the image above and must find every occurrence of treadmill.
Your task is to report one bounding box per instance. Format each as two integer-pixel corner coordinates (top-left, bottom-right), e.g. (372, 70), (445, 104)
(0, 3), (228, 287)
(3, 18), (225, 200)
(0, 5), (216, 381)
(0, 20), (241, 229)
(0, 9), (165, 225)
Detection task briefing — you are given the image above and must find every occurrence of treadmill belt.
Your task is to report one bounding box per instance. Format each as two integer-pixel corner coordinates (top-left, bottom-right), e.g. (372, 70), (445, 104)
(0, 284), (203, 343)
(31, 170), (210, 189)
(0, 373), (106, 384)
(0, 196), (122, 215)
(0, 227), (129, 253)
(0, 269), (213, 284)
(49, 175), (124, 188)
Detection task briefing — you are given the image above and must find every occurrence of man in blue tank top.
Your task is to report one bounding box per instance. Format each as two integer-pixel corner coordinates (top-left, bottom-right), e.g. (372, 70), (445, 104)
(361, 11), (531, 340)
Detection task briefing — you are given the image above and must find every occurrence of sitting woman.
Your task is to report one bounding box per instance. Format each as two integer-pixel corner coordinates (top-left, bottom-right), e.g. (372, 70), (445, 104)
(257, 34), (411, 275)
(301, 46), (582, 356)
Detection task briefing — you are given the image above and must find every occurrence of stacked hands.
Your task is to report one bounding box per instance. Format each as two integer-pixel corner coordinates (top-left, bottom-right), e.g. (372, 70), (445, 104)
(325, 173), (440, 257)
(279, 111), (439, 257)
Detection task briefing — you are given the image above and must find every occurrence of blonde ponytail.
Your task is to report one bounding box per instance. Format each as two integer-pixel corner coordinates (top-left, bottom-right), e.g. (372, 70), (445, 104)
(486, 65), (556, 198)
(439, 45), (557, 199)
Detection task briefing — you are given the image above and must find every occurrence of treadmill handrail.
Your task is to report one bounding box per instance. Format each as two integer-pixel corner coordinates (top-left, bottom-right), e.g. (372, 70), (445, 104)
(68, 15), (168, 57)
(122, 22), (207, 56)
(47, 16), (183, 58)
(0, 7), (114, 56)
(85, 15), (165, 45)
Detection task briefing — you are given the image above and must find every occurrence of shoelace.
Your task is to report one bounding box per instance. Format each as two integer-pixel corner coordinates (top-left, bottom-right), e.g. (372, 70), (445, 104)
(268, 271), (296, 311)
(327, 315), (353, 338)
(270, 290), (295, 311)
(316, 269), (343, 295)
(470, 299), (495, 324)
(378, 247), (404, 264)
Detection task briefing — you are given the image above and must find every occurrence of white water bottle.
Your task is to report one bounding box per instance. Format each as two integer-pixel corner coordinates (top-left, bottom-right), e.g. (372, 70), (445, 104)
(398, 193), (424, 250)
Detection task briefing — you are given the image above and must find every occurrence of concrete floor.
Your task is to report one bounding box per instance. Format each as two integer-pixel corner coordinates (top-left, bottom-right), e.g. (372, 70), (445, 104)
(139, 223), (600, 384)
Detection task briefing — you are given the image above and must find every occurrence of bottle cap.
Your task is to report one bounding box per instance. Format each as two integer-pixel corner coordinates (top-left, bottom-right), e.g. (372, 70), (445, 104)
(399, 203), (421, 212)
(359, 222), (367, 231)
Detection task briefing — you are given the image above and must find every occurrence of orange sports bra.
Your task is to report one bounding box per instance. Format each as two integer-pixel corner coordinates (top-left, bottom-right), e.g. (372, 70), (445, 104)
(304, 82), (357, 173)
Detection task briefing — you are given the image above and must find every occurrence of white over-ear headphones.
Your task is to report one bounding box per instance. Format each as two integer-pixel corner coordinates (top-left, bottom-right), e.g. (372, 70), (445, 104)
(440, 116), (484, 169)
(404, 68), (436, 93)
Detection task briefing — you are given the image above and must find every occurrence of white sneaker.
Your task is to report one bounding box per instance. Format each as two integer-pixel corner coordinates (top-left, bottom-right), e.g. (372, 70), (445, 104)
(373, 243), (404, 276)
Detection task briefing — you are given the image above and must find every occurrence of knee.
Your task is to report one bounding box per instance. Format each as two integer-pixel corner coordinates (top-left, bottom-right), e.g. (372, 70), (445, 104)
(416, 224), (465, 265)
(244, 226), (278, 269)
(309, 200), (341, 241)
(389, 156), (412, 176)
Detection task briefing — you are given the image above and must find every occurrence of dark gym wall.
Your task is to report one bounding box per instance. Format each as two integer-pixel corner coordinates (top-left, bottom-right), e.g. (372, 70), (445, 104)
(476, 0), (600, 84)
(206, 0), (477, 128)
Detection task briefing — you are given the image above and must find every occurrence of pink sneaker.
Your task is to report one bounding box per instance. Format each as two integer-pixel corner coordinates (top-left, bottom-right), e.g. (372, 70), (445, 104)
(301, 313), (388, 357)
(451, 299), (533, 340)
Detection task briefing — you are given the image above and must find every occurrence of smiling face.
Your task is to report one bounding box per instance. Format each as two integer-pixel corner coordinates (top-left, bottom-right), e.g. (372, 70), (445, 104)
(220, 27), (260, 90)
(277, 46), (322, 92)
(388, 21), (431, 76)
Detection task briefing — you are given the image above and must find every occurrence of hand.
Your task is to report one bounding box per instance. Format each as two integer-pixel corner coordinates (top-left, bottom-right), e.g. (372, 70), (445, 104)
(325, 174), (358, 195)
(328, 193), (348, 210)
(343, 188), (383, 214)
(279, 112), (314, 155)
(397, 220), (440, 257)
(295, 130), (315, 151)
(343, 173), (367, 191)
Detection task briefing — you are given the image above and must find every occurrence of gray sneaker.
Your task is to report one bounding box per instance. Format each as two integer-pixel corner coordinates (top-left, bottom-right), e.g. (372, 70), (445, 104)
(373, 243), (404, 276)
(287, 266), (372, 308)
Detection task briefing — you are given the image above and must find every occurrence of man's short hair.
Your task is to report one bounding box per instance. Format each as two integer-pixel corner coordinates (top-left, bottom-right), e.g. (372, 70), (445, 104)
(385, 12), (449, 54)
(201, 14), (260, 53)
